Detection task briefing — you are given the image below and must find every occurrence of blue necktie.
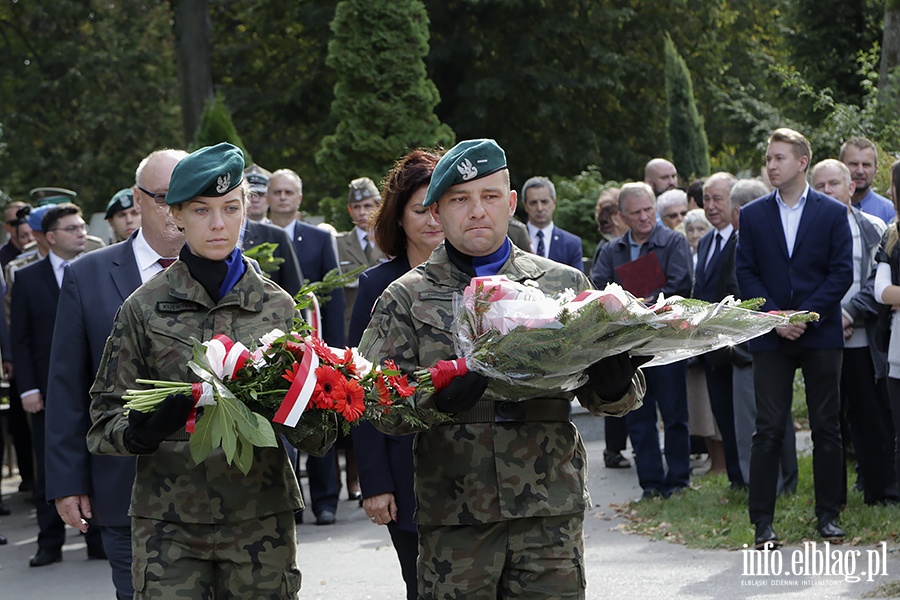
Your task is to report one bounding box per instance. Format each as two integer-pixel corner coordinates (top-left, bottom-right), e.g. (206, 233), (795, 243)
(536, 230), (545, 257)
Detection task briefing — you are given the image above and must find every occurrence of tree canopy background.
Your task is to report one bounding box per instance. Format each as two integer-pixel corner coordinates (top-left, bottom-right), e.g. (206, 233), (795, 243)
(0, 0), (896, 237)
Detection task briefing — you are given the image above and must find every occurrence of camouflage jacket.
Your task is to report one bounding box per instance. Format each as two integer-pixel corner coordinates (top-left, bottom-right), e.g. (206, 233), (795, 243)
(88, 258), (320, 524)
(358, 243), (644, 526)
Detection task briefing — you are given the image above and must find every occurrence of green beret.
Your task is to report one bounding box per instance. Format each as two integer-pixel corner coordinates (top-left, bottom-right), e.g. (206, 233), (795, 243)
(166, 142), (245, 206)
(30, 187), (77, 206)
(105, 188), (135, 219)
(348, 177), (379, 204)
(423, 139), (507, 207)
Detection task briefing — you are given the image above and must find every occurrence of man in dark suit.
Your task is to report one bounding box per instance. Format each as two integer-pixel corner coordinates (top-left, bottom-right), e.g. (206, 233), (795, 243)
(693, 172), (744, 489)
(520, 176), (584, 271)
(810, 158), (896, 506)
(242, 220), (304, 296)
(11, 202), (98, 567)
(736, 128), (853, 549)
(266, 167), (346, 525)
(45, 149), (186, 597)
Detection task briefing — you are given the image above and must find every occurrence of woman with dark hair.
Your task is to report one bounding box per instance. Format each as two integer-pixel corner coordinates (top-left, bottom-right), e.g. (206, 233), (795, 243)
(349, 148), (443, 600)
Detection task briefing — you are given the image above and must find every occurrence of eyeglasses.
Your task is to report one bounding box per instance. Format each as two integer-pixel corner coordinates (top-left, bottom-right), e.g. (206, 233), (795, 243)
(665, 210), (688, 219)
(49, 223), (88, 234)
(137, 186), (168, 205)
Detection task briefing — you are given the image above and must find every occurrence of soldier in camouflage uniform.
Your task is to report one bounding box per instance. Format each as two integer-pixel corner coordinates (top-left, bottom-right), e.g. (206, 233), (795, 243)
(358, 139), (646, 599)
(88, 143), (333, 599)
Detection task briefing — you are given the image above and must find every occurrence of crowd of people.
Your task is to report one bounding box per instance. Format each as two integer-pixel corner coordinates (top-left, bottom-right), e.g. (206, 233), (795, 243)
(0, 128), (896, 598)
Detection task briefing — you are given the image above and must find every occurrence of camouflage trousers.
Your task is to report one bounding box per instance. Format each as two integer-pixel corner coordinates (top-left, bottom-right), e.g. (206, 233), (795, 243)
(131, 511), (301, 599)
(417, 513), (585, 599)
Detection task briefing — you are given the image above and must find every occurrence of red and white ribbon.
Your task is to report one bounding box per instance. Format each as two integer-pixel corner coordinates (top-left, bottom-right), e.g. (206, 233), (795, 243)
(184, 335), (250, 433)
(303, 293), (322, 339)
(273, 338), (319, 427)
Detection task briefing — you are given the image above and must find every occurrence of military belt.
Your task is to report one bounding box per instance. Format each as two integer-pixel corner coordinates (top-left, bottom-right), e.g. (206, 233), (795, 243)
(454, 399), (571, 424)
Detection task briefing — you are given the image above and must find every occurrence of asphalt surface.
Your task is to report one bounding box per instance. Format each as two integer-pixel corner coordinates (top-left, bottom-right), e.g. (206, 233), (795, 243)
(0, 438), (897, 599)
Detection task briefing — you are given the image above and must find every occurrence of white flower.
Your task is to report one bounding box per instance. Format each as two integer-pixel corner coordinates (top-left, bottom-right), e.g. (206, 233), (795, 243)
(351, 347), (373, 374)
(258, 328), (285, 351)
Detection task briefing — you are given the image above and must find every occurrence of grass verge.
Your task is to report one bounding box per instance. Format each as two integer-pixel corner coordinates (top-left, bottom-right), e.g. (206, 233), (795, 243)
(617, 452), (900, 551)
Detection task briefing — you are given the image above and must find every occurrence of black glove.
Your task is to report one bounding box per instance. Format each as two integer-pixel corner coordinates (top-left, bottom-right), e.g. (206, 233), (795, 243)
(587, 353), (651, 401)
(433, 371), (488, 414)
(124, 393), (195, 453)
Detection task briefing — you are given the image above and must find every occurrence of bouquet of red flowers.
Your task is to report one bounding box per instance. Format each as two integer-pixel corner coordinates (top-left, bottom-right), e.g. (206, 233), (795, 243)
(124, 328), (440, 475)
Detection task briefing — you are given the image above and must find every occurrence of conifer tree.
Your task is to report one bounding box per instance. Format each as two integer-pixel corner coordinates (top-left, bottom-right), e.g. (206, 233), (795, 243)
(315, 0), (454, 197)
(664, 34), (710, 180)
(192, 93), (252, 165)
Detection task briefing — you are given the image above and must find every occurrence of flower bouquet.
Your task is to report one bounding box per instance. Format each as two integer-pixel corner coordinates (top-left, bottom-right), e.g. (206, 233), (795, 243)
(123, 269), (444, 475)
(416, 275), (818, 400)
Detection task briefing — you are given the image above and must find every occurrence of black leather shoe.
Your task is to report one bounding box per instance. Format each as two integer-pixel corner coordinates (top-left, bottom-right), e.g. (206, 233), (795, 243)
(604, 450), (631, 469)
(818, 521), (845, 543)
(29, 548), (62, 567)
(316, 510), (336, 525)
(0, 499), (10, 516)
(0, 532), (7, 545)
(754, 524), (782, 550)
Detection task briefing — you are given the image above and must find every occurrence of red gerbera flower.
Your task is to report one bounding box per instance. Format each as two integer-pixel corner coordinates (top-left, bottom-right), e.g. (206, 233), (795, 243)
(282, 362), (301, 383)
(308, 336), (342, 364)
(341, 347), (358, 377)
(388, 373), (415, 398)
(310, 365), (346, 410)
(285, 339), (305, 360)
(374, 375), (392, 406)
(338, 378), (366, 422)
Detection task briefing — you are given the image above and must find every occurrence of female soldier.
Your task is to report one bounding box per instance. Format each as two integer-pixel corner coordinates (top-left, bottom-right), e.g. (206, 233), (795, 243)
(88, 143), (330, 599)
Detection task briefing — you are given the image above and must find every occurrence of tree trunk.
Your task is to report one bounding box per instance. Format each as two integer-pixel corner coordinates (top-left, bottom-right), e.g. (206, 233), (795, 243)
(880, 0), (900, 99)
(173, 0), (214, 144)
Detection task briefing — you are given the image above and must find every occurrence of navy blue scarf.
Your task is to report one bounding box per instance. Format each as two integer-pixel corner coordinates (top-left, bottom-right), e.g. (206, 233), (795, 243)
(180, 245), (247, 303)
(445, 238), (511, 278)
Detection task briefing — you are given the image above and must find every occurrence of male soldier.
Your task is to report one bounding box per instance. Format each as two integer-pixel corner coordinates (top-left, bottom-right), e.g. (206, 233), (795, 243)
(105, 188), (141, 243)
(30, 187), (106, 253)
(840, 136), (896, 224)
(337, 177), (384, 332)
(644, 158), (679, 196)
(736, 128), (852, 549)
(11, 203), (100, 567)
(520, 176), (584, 271)
(810, 158), (896, 506)
(0, 201), (34, 267)
(244, 163), (272, 223)
(359, 139), (645, 598)
(45, 149), (187, 598)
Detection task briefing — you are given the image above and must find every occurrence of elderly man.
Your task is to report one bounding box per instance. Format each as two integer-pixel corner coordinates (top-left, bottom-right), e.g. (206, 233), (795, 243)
(520, 176), (583, 270)
(840, 137), (896, 224)
(592, 182), (693, 500)
(359, 139), (644, 599)
(736, 128), (852, 549)
(45, 149), (187, 598)
(810, 158), (896, 506)
(644, 158), (678, 196)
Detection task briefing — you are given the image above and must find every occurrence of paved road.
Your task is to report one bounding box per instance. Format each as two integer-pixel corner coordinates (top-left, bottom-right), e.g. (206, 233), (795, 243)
(0, 439), (896, 598)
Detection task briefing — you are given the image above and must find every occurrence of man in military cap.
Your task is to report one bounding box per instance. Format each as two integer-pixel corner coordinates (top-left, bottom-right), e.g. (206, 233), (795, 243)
(105, 188), (141, 243)
(337, 177), (384, 330)
(244, 164), (272, 223)
(30, 186), (78, 206)
(359, 138), (646, 599)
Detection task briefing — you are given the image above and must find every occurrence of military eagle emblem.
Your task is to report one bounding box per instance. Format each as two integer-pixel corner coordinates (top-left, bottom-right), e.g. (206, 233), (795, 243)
(457, 158), (478, 181)
(216, 173), (232, 193)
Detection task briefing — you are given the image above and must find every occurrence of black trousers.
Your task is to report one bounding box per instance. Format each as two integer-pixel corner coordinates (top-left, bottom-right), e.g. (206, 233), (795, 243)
(388, 522), (418, 600)
(840, 348), (898, 504)
(749, 347), (843, 527)
(704, 359), (745, 486)
(604, 416), (628, 454)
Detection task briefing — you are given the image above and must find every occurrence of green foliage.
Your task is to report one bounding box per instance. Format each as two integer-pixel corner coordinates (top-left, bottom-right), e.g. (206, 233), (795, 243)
(191, 93), (251, 164)
(315, 0), (454, 196)
(0, 1), (182, 215)
(318, 195), (353, 232)
(622, 452), (900, 549)
(663, 34), (710, 181)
